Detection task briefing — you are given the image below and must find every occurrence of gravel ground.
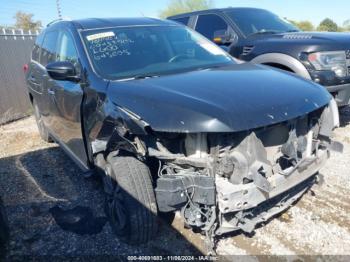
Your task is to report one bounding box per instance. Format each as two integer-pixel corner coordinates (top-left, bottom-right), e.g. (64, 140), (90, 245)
(0, 107), (349, 260)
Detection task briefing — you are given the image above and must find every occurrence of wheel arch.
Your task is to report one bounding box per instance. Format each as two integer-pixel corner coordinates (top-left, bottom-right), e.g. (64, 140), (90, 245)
(262, 62), (294, 72)
(251, 53), (311, 80)
(90, 104), (151, 160)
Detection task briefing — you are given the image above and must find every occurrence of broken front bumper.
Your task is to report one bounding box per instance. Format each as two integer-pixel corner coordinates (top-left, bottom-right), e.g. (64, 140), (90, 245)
(216, 148), (329, 235)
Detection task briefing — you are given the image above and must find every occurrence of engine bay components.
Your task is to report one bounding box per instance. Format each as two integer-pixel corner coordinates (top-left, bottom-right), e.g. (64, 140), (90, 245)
(143, 102), (341, 239)
(155, 174), (215, 212)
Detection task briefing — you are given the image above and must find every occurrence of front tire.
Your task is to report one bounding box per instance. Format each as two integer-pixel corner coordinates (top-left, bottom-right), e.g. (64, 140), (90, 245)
(103, 155), (158, 244)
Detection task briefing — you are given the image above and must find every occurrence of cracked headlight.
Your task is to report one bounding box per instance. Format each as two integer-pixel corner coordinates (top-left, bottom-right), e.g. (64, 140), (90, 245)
(308, 51), (347, 77)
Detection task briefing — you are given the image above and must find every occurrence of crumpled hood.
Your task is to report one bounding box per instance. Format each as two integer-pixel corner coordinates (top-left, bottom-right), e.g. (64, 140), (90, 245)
(107, 63), (331, 133)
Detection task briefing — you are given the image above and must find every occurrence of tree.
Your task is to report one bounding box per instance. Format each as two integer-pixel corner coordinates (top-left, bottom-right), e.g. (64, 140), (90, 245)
(296, 21), (314, 31)
(317, 18), (338, 32)
(285, 19), (314, 31)
(343, 19), (350, 32)
(14, 11), (42, 30)
(285, 19), (299, 27)
(159, 0), (213, 18)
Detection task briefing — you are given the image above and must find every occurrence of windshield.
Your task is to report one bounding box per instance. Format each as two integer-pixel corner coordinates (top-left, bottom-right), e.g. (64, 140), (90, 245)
(82, 25), (234, 80)
(226, 9), (299, 37)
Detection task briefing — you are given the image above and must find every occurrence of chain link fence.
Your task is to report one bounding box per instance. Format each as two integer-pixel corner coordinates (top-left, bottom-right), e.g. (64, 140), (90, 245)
(0, 28), (39, 124)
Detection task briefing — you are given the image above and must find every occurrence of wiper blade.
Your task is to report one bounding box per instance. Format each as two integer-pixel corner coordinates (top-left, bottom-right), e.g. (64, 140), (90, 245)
(196, 64), (225, 71)
(132, 74), (159, 80)
(117, 74), (160, 82)
(286, 29), (300, 32)
(249, 30), (278, 36)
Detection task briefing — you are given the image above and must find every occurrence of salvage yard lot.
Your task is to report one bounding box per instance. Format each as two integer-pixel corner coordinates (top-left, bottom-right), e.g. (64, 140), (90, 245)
(0, 107), (350, 258)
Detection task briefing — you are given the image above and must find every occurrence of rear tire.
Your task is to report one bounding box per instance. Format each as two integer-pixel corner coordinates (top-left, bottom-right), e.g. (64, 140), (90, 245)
(103, 155), (158, 244)
(33, 100), (52, 142)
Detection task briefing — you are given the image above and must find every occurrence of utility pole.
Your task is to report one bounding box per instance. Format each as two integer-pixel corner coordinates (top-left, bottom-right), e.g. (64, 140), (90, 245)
(56, 0), (62, 19)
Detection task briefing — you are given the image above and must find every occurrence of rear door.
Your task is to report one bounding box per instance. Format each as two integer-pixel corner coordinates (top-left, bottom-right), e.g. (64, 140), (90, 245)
(35, 30), (59, 128)
(46, 29), (88, 169)
(27, 33), (45, 106)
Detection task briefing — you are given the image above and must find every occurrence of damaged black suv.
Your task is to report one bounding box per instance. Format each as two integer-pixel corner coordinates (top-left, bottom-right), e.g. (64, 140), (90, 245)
(26, 18), (341, 246)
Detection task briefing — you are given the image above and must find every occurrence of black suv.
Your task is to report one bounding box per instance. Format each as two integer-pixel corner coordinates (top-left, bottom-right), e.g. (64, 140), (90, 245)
(168, 8), (350, 106)
(26, 17), (340, 246)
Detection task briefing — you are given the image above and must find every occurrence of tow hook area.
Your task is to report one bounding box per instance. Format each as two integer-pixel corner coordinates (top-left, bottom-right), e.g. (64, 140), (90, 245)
(216, 175), (315, 235)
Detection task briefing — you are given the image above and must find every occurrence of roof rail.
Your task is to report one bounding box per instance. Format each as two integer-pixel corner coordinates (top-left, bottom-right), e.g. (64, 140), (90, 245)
(46, 17), (71, 27)
(47, 19), (62, 27)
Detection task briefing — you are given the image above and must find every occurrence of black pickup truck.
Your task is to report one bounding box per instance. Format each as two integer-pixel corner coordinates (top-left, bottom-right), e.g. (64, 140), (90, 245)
(168, 7), (350, 106)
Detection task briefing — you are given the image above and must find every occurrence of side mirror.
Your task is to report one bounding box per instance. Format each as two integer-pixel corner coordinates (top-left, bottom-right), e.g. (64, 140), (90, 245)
(213, 30), (233, 46)
(46, 61), (80, 82)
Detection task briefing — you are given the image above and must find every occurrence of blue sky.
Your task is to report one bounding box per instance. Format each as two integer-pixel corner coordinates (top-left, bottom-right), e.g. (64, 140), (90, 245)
(0, 0), (349, 27)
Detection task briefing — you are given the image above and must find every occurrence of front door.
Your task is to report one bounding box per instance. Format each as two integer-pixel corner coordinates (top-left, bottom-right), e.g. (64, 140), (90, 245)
(47, 29), (88, 169)
(194, 14), (238, 54)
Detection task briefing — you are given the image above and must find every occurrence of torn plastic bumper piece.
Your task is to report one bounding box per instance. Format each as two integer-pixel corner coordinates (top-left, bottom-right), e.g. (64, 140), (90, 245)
(217, 177), (313, 235)
(215, 148), (329, 234)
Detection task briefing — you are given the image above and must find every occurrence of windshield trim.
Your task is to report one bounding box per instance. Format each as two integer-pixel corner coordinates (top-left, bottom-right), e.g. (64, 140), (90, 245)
(79, 24), (235, 81)
(81, 23), (179, 32)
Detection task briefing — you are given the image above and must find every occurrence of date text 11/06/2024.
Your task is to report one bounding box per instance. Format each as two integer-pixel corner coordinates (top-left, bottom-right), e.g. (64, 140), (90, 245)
(127, 256), (217, 261)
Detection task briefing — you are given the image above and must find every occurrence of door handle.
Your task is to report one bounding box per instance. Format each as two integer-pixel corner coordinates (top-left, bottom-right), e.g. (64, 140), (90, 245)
(48, 89), (55, 95)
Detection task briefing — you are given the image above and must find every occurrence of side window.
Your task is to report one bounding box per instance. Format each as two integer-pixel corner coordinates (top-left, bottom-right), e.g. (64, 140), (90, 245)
(195, 14), (229, 40)
(40, 31), (59, 66)
(32, 33), (44, 62)
(172, 17), (190, 26)
(57, 31), (79, 68)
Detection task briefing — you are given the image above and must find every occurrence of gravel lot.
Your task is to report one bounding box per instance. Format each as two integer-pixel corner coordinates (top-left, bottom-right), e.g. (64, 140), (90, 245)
(0, 107), (349, 260)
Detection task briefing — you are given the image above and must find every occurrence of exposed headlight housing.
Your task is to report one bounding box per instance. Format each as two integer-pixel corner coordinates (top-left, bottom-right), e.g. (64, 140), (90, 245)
(308, 51), (347, 77)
